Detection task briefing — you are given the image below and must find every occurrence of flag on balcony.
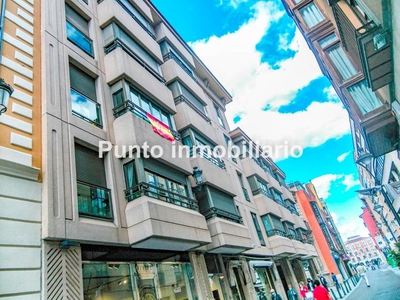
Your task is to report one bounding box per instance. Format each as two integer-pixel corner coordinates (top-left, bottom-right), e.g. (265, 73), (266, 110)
(146, 112), (174, 142)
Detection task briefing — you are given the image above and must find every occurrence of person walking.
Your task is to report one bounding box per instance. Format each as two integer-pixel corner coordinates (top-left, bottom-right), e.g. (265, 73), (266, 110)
(306, 278), (314, 292)
(356, 264), (370, 287)
(331, 272), (340, 290)
(287, 284), (299, 300)
(299, 281), (312, 300)
(270, 289), (283, 300)
(313, 279), (334, 300)
(319, 274), (328, 289)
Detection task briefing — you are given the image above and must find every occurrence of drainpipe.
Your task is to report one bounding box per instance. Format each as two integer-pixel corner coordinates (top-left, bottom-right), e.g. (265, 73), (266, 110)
(0, 0), (7, 62)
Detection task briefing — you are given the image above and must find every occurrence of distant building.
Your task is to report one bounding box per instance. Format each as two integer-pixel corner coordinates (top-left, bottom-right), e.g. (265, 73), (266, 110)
(344, 235), (385, 266)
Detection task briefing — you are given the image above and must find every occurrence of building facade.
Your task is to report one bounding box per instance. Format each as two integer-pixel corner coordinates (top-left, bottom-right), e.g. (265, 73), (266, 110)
(0, 0), (42, 298)
(290, 181), (351, 281)
(344, 235), (385, 267)
(0, 0), (326, 299)
(281, 0), (400, 249)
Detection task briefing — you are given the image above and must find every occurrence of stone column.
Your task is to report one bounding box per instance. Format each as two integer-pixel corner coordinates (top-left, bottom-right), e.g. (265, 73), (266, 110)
(279, 258), (298, 291)
(271, 262), (286, 298)
(239, 257), (258, 300)
(189, 252), (214, 300)
(292, 259), (308, 284)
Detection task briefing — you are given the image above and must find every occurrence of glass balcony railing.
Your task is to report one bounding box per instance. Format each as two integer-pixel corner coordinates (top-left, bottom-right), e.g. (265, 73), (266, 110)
(77, 181), (112, 220)
(66, 22), (93, 56)
(203, 207), (243, 224)
(125, 182), (198, 211)
(71, 89), (102, 128)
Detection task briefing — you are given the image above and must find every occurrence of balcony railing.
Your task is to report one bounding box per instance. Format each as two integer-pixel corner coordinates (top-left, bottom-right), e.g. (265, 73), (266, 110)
(71, 89), (102, 128)
(104, 39), (166, 83)
(190, 146), (226, 170)
(66, 21), (94, 57)
(112, 100), (180, 141)
(287, 204), (300, 216)
(203, 207), (243, 224)
(266, 229), (287, 238)
(253, 188), (273, 199)
(286, 234), (302, 241)
(115, 0), (156, 40)
(77, 181), (113, 220)
(174, 95), (211, 123)
(125, 182), (198, 211)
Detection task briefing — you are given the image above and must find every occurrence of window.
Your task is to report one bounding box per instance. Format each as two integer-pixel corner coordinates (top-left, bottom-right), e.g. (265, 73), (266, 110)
(160, 41), (193, 77)
(238, 172), (249, 201)
(65, 4), (93, 56)
(299, 2), (325, 28)
(119, 0), (154, 36)
(258, 179), (272, 198)
(318, 33), (339, 48)
(326, 45), (358, 80)
(215, 106), (225, 128)
(389, 162), (400, 183)
(348, 80), (382, 114)
(69, 64), (102, 128)
(75, 144), (112, 220)
(251, 213), (266, 246)
(225, 135), (237, 163)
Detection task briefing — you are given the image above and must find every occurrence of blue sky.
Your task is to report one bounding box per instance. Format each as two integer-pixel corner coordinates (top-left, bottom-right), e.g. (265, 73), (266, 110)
(152, 0), (368, 239)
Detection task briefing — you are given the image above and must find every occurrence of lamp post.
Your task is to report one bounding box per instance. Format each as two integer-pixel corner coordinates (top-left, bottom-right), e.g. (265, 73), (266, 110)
(191, 166), (203, 192)
(0, 78), (14, 114)
(373, 203), (397, 241)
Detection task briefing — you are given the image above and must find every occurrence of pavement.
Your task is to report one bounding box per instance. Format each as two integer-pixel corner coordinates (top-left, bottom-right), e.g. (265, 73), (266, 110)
(340, 264), (400, 300)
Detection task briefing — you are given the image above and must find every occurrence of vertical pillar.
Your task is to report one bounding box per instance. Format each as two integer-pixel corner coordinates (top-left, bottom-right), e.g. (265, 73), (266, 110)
(279, 258), (298, 291)
(217, 255), (234, 300)
(239, 257), (258, 300)
(292, 259), (308, 284)
(189, 252), (214, 300)
(271, 262), (285, 298)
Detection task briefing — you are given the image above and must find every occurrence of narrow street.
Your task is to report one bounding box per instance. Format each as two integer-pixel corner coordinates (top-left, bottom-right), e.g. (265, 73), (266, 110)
(344, 265), (400, 300)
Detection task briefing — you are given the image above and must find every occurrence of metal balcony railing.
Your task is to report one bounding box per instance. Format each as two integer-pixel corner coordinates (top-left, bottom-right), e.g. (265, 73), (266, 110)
(174, 95), (211, 123)
(203, 207), (243, 224)
(190, 146), (226, 170)
(125, 182), (198, 211)
(163, 51), (194, 79)
(77, 181), (113, 220)
(266, 229), (287, 238)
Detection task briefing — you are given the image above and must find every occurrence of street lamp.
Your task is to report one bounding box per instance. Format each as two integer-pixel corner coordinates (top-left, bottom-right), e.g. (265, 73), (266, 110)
(372, 201), (396, 242)
(191, 166), (203, 192)
(0, 78), (14, 114)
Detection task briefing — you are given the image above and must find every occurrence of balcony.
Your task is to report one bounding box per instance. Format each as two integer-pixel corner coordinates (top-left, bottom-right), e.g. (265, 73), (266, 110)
(291, 239), (308, 257)
(240, 156), (270, 183)
(125, 195), (211, 251)
(253, 192), (282, 218)
(104, 47), (175, 113)
(70, 89), (102, 128)
(190, 147), (225, 170)
(202, 210), (253, 254)
(278, 205), (296, 224)
(113, 112), (192, 174)
(266, 232), (296, 257)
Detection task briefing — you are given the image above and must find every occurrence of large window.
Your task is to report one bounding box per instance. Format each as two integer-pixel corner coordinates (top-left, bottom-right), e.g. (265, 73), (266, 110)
(65, 4), (93, 56)
(299, 2), (325, 28)
(251, 212), (266, 246)
(215, 105), (225, 128)
(326, 45), (358, 80)
(348, 80), (382, 114)
(69, 64), (102, 128)
(75, 144), (112, 220)
(119, 0), (154, 37)
(258, 179), (273, 199)
(160, 41), (194, 77)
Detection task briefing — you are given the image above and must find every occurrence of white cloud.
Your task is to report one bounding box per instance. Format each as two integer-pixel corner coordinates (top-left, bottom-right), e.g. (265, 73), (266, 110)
(337, 218), (369, 241)
(337, 151), (351, 162)
(312, 173), (360, 199)
(219, 0), (250, 9)
(189, 1), (350, 156)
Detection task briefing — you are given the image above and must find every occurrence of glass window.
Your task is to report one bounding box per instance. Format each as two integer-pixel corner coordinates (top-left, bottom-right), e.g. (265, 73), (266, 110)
(261, 215), (273, 232)
(251, 212), (266, 246)
(69, 64), (102, 128)
(318, 33), (339, 48)
(119, 0), (154, 34)
(348, 80), (382, 114)
(299, 2), (325, 28)
(258, 180), (272, 198)
(65, 4), (93, 56)
(215, 106), (225, 128)
(326, 45), (358, 80)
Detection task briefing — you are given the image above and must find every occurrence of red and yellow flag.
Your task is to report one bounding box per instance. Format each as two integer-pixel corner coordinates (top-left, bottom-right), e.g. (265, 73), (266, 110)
(146, 112), (174, 142)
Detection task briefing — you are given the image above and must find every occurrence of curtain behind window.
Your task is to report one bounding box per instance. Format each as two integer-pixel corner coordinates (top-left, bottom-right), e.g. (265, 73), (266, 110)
(299, 2), (325, 28)
(348, 81), (382, 114)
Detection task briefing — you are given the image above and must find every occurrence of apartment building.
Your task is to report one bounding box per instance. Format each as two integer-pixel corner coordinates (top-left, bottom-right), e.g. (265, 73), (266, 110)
(344, 235), (385, 267)
(290, 182), (351, 280)
(0, 0), (42, 298)
(281, 0), (400, 250)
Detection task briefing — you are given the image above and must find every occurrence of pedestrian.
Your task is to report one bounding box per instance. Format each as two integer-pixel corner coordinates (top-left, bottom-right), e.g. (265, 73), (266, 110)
(313, 279), (334, 300)
(299, 281), (312, 300)
(306, 278), (314, 291)
(319, 274), (328, 289)
(356, 264), (370, 287)
(287, 284), (299, 300)
(270, 289), (283, 300)
(331, 272), (340, 290)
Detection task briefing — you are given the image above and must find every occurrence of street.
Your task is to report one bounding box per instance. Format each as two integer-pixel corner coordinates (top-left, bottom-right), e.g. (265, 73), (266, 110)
(344, 265), (400, 300)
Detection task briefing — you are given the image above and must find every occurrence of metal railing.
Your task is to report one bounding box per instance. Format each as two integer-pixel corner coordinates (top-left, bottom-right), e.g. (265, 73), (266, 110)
(77, 181), (113, 220)
(125, 182), (198, 211)
(163, 51), (194, 78)
(190, 146), (226, 170)
(71, 89), (102, 128)
(112, 100), (180, 140)
(203, 207), (243, 224)
(266, 229), (287, 237)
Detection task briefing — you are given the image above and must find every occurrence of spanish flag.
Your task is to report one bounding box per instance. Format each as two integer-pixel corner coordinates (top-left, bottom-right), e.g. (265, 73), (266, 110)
(146, 112), (175, 142)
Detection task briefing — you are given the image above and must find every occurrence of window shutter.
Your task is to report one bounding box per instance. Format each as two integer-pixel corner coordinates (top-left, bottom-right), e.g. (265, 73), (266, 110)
(69, 64), (97, 101)
(75, 144), (106, 187)
(66, 4), (89, 35)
